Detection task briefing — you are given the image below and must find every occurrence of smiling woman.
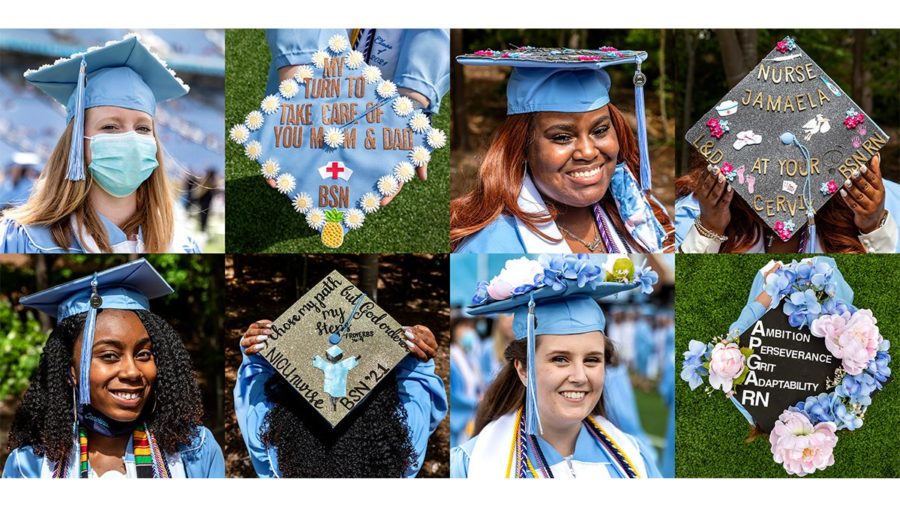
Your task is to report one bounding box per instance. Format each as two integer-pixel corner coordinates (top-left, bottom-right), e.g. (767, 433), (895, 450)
(2, 259), (223, 479)
(451, 46), (674, 254)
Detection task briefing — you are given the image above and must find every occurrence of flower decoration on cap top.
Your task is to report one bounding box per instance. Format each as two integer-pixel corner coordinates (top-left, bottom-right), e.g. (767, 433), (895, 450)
(680, 258), (892, 476)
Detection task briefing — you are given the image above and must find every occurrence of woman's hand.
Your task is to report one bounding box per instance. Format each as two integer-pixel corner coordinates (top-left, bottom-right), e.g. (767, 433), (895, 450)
(241, 320), (273, 356)
(841, 153), (886, 234)
(695, 165), (733, 236)
(403, 325), (437, 362)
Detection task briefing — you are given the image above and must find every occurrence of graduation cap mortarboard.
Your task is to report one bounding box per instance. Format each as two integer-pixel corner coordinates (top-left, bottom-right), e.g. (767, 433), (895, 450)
(467, 254), (647, 436)
(685, 36), (890, 250)
(457, 47), (653, 191)
(23, 34), (190, 182)
(20, 258), (173, 408)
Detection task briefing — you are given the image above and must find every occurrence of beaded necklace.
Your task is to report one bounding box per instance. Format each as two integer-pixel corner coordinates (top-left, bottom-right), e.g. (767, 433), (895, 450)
(504, 406), (640, 479)
(53, 424), (170, 478)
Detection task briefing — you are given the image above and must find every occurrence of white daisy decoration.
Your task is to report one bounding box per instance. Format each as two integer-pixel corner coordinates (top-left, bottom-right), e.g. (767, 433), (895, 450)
(293, 65), (314, 82)
(377, 175), (400, 197)
(426, 128), (447, 149)
(261, 95), (280, 115)
(394, 161), (416, 183)
(306, 208), (326, 231)
(362, 65), (382, 84)
(344, 209), (365, 230)
(275, 173), (296, 195)
(260, 158), (280, 179)
(244, 141), (263, 161)
(245, 111), (264, 131)
(409, 146), (431, 167)
(312, 50), (328, 69)
(324, 127), (345, 149)
(279, 79), (300, 99)
(292, 192), (313, 213)
(229, 124), (250, 144)
(360, 192), (381, 213)
(346, 50), (365, 69)
(409, 111), (430, 133)
(328, 34), (350, 53)
(376, 80), (398, 99)
(392, 96), (414, 117)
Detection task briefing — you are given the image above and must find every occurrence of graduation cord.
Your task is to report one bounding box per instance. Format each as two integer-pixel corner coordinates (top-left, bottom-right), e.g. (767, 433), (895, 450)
(584, 418), (640, 478)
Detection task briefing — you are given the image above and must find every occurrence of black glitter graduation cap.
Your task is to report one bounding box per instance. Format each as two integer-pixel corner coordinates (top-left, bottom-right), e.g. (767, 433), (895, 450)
(685, 36), (890, 242)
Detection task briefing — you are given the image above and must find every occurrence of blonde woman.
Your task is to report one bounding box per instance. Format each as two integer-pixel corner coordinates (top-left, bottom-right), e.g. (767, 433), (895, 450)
(0, 34), (199, 253)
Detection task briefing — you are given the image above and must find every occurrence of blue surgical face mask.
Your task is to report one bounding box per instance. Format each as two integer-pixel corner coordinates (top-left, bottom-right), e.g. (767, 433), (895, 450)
(87, 131), (159, 198)
(460, 329), (478, 351)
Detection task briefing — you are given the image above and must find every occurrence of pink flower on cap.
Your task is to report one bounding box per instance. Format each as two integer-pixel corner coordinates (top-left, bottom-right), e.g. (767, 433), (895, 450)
(707, 342), (745, 392)
(813, 309), (882, 375)
(770, 410), (837, 476)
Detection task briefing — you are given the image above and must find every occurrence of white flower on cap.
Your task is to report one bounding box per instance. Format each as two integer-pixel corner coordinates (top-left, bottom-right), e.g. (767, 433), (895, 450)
(324, 127), (345, 149)
(245, 111), (264, 131)
(377, 175), (400, 196)
(394, 161), (416, 183)
(344, 209), (365, 230)
(261, 95), (280, 114)
(244, 141), (262, 161)
(360, 192), (381, 213)
(279, 79), (300, 99)
(293, 65), (314, 82)
(346, 50), (365, 69)
(392, 96), (414, 117)
(260, 159), (280, 179)
(229, 124), (250, 144)
(292, 192), (313, 213)
(312, 50), (328, 69)
(362, 65), (382, 84)
(409, 111), (430, 133)
(427, 128), (447, 149)
(409, 146), (431, 167)
(306, 208), (326, 231)
(276, 173), (296, 194)
(376, 80), (398, 99)
(328, 34), (350, 53)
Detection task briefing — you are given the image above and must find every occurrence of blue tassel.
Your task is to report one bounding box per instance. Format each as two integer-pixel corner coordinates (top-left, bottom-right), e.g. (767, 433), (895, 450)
(781, 132), (817, 252)
(78, 274), (101, 406)
(633, 60), (651, 191)
(67, 58), (87, 181)
(525, 294), (542, 436)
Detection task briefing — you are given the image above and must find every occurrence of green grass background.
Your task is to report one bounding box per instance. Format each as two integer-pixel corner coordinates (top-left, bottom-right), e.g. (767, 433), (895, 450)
(224, 29), (450, 253)
(676, 254), (900, 478)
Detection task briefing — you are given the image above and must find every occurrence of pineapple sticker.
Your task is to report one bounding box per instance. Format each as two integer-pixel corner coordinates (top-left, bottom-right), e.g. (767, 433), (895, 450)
(321, 209), (346, 248)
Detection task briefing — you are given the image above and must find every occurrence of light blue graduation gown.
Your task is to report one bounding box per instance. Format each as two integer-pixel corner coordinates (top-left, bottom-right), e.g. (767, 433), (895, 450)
(265, 29), (450, 114)
(450, 413), (661, 478)
(675, 179), (900, 252)
(0, 215), (200, 253)
(455, 215), (528, 253)
(2, 426), (224, 478)
(449, 345), (481, 448)
(233, 346), (447, 478)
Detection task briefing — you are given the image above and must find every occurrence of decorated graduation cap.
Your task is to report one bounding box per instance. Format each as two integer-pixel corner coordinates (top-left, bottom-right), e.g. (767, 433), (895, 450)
(681, 257), (892, 476)
(686, 36), (890, 250)
(467, 254), (657, 436)
(228, 33), (447, 249)
(19, 258), (173, 408)
(457, 47), (667, 252)
(261, 270), (411, 427)
(23, 33), (190, 182)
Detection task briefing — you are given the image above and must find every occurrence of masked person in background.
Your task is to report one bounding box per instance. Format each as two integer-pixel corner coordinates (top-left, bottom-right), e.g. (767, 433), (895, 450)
(0, 34), (200, 253)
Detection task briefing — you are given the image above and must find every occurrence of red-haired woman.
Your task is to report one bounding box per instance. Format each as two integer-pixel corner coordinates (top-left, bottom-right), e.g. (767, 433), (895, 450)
(450, 49), (674, 254)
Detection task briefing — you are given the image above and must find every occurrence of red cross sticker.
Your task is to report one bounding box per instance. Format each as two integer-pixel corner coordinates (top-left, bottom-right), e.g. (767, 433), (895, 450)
(325, 162), (345, 180)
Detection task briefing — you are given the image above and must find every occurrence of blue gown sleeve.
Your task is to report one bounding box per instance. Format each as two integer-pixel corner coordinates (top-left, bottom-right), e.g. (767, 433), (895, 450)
(182, 426), (226, 478)
(1, 447), (43, 478)
(0, 218), (42, 253)
(449, 438), (476, 478)
(233, 345), (279, 478)
(632, 435), (662, 478)
(395, 355), (447, 478)
(674, 195), (700, 249)
(454, 215), (527, 253)
(881, 179), (900, 252)
(393, 30), (450, 114)
(264, 29), (346, 94)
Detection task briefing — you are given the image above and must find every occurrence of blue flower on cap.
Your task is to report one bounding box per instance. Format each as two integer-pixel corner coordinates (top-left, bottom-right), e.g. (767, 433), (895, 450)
(783, 289), (822, 329)
(836, 371), (880, 407)
(681, 340), (709, 390)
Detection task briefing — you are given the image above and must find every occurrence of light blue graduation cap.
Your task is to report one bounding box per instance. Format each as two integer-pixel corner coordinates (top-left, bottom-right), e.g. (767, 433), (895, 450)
(326, 344), (344, 360)
(23, 34), (190, 182)
(20, 258), (173, 408)
(467, 254), (645, 436)
(457, 47), (652, 191)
